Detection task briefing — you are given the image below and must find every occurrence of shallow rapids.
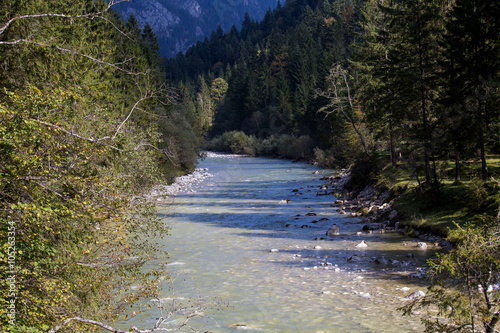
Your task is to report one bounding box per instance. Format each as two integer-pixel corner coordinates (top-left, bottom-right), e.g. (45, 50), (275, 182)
(120, 153), (434, 332)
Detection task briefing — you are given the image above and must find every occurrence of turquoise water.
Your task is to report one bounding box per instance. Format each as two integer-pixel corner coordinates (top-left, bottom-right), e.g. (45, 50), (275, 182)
(120, 153), (432, 332)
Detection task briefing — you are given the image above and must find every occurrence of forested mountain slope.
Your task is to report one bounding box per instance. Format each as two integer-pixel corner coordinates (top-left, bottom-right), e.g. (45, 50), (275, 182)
(114, 0), (279, 56)
(166, 0), (361, 162)
(166, 0), (500, 181)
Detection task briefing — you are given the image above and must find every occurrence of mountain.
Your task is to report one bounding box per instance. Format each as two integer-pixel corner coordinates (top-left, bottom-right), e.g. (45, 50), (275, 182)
(114, 0), (279, 57)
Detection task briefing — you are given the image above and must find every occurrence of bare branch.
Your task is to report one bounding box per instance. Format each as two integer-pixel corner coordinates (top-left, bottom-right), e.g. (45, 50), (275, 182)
(317, 64), (371, 157)
(48, 317), (127, 333)
(34, 119), (125, 152)
(0, 0), (130, 36)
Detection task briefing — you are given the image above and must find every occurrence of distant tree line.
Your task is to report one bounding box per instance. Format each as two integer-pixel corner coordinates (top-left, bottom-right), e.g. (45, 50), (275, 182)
(166, 0), (500, 188)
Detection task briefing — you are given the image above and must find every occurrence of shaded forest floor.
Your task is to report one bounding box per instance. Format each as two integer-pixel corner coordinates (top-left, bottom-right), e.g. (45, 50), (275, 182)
(364, 155), (500, 238)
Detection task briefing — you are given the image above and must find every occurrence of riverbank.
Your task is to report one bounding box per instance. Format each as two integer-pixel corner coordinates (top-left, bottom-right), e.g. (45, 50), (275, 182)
(317, 169), (451, 251)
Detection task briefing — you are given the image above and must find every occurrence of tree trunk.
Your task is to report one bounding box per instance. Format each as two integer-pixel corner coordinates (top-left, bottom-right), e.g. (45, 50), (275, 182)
(417, 14), (432, 184)
(454, 147), (461, 182)
(478, 102), (488, 181)
(390, 125), (397, 167)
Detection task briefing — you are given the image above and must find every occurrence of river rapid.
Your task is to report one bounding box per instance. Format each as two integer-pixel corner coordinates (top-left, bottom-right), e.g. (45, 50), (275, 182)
(121, 153), (434, 332)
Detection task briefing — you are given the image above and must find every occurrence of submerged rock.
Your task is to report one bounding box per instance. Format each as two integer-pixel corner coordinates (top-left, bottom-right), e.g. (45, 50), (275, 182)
(326, 224), (340, 237)
(375, 256), (389, 265)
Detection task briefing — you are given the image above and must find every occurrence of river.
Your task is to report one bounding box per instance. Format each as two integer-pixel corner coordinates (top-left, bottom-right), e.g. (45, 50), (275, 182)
(121, 153), (433, 332)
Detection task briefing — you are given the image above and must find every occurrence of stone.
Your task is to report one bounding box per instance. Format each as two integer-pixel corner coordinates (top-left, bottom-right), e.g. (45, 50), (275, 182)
(348, 254), (361, 262)
(417, 242), (428, 249)
(375, 257), (389, 264)
(405, 290), (425, 300)
(314, 245), (322, 250)
(362, 223), (382, 231)
(355, 240), (368, 248)
(270, 249), (279, 252)
(389, 210), (398, 221)
(326, 224), (340, 237)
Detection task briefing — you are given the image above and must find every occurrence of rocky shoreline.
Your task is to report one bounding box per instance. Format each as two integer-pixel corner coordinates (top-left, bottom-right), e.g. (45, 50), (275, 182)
(318, 168), (450, 250)
(148, 167), (213, 199)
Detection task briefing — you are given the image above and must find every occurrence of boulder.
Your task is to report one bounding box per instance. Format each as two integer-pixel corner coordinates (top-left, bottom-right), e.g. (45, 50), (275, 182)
(405, 290), (425, 300)
(417, 242), (428, 249)
(348, 254), (362, 262)
(375, 256), (389, 264)
(362, 223), (382, 231)
(326, 224), (340, 237)
(389, 210), (398, 221)
(355, 240), (368, 248)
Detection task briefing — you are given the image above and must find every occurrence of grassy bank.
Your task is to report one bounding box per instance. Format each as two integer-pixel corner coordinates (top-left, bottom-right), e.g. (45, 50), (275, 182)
(366, 155), (500, 237)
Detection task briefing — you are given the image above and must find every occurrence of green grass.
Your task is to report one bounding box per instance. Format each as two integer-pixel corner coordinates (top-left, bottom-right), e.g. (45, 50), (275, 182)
(377, 155), (500, 237)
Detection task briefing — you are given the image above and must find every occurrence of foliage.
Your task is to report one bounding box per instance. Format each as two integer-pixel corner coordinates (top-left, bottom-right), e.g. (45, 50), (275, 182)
(0, 1), (200, 331)
(401, 221), (500, 333)
(206, 131), (316, 160)
(166, 0), (361, 157)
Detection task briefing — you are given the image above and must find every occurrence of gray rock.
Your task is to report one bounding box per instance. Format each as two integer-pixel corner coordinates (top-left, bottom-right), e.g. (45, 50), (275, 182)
(362, 223), (382, 231)
(348, 254), (362, 262)
(326, 224), (340, 237)
(417, 242), (428, 249)
(405, 290), (425, 300)
(375, 256), (389, 264)
(389, 210), (398, 221)
(355, 240), (368, 248)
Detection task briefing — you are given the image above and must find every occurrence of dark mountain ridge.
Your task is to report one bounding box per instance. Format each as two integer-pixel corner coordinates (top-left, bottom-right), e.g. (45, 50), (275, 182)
(114, 0), (279, 57)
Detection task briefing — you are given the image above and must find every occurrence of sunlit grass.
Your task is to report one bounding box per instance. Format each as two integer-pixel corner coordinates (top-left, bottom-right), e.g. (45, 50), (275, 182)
(379, 155), (500, 237)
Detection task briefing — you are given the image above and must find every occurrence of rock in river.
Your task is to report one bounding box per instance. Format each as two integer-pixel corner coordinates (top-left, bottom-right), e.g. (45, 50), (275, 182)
(405, 290), (425, 300)
(355, 240), (368, 248)
(326, 224), (340, 237)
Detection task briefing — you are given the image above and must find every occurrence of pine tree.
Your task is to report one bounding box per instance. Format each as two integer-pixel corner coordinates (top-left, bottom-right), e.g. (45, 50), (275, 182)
(446, 0), (500, 181)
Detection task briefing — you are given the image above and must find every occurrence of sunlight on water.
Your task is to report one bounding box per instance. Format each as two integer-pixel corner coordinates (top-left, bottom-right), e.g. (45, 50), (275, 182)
(119, 154), (434, 332)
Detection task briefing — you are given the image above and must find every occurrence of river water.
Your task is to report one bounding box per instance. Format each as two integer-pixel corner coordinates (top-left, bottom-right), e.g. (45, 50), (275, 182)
(121, 153), (433, 332)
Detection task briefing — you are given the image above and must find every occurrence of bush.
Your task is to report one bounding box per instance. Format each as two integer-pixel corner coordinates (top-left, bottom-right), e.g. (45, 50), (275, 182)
(312, 147), (337, 167)
(206, 131), (257, 155)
